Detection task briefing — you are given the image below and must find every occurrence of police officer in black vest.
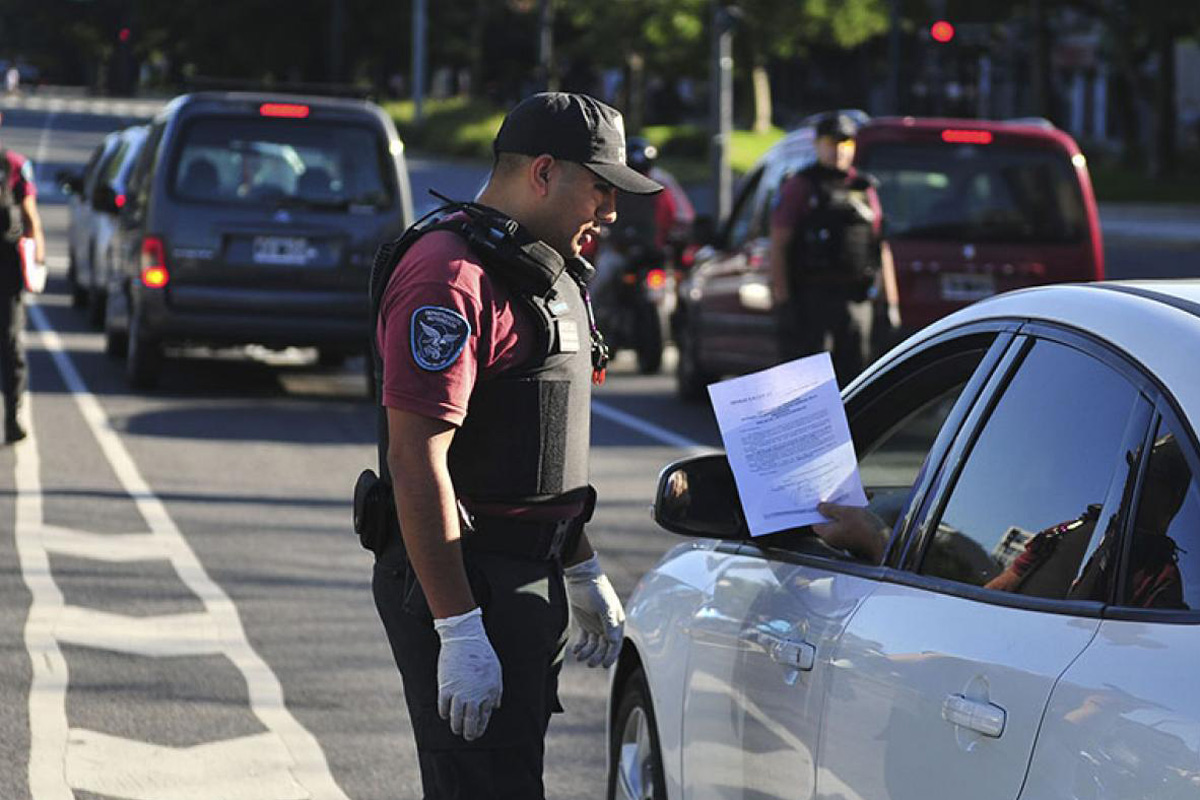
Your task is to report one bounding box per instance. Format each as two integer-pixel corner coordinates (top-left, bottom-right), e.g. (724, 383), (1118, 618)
(361, 93), (662, 799)
(769, 113), (898, 385)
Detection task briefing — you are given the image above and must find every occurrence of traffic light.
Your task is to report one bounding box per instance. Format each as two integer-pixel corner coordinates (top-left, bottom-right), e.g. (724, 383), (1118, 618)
(930, 20), (955, 44)
(118, 27), (131, 43)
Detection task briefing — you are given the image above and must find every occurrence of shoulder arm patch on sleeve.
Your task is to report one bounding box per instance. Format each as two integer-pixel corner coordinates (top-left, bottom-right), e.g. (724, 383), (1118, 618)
(410, 305), (471, 371)
(19, 160), (34, 185)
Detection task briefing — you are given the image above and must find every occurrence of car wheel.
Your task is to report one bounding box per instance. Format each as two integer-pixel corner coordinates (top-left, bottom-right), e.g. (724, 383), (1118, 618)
(104, 297), (127, 360)
(125, 306), (162, 390)
(675, 317), (713, 403)
(86, 287), (107, 329)
(608, 667), (667, 800)
(634, 303), (664, 375)
(66, 251), (86, 308)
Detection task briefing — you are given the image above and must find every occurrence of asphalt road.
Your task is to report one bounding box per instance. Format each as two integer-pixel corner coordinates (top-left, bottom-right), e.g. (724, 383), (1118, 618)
(0, 104), (720, 800)
(0, 98), (1195, 800)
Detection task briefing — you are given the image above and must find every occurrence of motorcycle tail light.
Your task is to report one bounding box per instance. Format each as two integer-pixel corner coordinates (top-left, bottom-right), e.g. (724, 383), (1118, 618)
(680, 245), (697, 269)
(645, 269), (667, 290)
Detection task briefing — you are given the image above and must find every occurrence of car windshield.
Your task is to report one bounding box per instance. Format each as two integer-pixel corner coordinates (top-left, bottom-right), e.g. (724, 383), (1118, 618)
(859, 142), (1087, 244)
(170, 117), (394, 210)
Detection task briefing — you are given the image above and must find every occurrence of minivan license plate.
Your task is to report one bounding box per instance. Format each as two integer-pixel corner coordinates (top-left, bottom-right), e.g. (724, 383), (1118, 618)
(252, 236), (311, 266)
(940, 273), (995, 302)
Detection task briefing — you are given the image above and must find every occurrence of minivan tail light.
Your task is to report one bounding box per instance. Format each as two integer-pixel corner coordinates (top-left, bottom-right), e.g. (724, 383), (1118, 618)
(942, 129), (993, 145)
(260, 103), (310, 119)
(141, 236), (169, 288)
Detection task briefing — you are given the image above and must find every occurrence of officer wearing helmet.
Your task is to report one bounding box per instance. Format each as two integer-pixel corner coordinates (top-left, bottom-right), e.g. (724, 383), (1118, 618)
(619, 136), (693, 252)
(769, 112), (898, 386)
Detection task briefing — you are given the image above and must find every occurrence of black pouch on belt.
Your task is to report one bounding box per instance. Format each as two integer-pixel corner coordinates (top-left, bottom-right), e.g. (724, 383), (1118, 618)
(353, 469), (397, 554)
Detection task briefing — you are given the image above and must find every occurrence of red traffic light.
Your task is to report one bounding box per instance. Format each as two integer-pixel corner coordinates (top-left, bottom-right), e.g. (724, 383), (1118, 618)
(930, 20), (955, 43)
(118, 27), (131, 43)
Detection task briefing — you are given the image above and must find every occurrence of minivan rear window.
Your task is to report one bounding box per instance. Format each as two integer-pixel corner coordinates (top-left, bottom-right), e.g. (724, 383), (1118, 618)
(170, 117), (394, 210)
(859, 142), (1086, 244)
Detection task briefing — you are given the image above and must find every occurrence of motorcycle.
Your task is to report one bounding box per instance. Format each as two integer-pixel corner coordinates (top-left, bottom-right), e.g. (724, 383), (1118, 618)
(590, 231), (675, 375)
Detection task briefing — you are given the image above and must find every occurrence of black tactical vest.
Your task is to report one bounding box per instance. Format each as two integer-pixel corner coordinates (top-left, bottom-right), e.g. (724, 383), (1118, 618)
(369, 206), (595, 506)
(787, 164), (880, 289)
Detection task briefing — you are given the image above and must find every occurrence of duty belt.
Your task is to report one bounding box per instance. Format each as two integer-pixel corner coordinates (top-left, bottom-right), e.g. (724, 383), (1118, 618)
(461, 515), (579, 561)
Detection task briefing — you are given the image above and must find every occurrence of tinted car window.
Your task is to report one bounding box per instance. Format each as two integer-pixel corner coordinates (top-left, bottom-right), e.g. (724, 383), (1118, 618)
(726, 168), (763, 248)
(859, 143), (1086, 244)
(920, 340), (1140, 597)
(170, 118), (393, 209)
(1120, 417), (1200, 611)
(859, 385), (963, 491)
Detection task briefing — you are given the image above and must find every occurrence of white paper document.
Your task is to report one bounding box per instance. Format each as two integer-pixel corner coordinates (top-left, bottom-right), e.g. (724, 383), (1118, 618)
(707, 352), (867, 537)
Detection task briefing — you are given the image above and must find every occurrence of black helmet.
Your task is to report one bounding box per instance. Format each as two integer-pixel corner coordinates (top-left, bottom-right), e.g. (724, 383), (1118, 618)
(627, 136), (658, 174)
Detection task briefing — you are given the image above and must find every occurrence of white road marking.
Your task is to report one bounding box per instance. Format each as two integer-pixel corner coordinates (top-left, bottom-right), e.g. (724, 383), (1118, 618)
(66, 730), (309, 800)
(592, 398), (710, 452)
(14, 303), (352, 797)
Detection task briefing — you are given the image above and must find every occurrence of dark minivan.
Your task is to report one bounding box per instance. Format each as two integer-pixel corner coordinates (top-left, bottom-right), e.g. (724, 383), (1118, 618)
(106, 92), (413, 388)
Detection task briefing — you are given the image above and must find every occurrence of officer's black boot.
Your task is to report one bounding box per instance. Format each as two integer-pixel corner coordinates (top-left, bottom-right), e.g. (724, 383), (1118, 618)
(3, 398), (24, 444)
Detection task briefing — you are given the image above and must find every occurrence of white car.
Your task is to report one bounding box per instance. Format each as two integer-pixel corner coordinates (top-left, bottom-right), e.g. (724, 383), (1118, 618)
(609, 280), (1200, 800)
(63, 124), (148, 327)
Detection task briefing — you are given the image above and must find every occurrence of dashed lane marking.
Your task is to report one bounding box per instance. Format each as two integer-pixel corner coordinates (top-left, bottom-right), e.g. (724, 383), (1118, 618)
(14, 302), (352, 798)
(591, 398), (709, 452)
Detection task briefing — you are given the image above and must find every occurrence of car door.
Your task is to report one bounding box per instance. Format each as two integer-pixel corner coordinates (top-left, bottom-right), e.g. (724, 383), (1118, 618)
(691, 166), (767, 373)
(818, 329), (1154, 800)
(1024, 405), (1200, 799)
(680, 326), (1013, 800)
(69, 141), (109, 271)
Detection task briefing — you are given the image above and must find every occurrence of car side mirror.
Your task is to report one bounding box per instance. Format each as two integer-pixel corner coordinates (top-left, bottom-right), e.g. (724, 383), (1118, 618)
(56, 170), (83, 196)
(654, 453), (748, 540)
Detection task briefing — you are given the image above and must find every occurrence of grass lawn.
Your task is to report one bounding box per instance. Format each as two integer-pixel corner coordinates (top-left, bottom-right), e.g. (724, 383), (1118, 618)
(1087, 160), (1200, 205)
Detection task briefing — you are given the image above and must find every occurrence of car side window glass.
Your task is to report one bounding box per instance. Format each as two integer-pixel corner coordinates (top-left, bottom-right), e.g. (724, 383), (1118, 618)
(920, 340), (1140, 599)
(726, 168), (763, 249)
(1121, 417), (1200, 611)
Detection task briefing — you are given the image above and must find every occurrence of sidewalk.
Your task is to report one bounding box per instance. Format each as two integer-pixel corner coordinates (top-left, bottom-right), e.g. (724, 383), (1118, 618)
(1098, 203), (1200, 245)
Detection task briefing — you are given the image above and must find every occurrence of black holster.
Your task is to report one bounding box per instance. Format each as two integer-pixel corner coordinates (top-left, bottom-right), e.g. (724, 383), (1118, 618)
(353, 469), (398, 554)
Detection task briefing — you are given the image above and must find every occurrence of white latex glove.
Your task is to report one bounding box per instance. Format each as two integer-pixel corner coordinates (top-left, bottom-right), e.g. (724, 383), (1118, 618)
(433, 607), (502, 741)
(563, 555), (626, 668)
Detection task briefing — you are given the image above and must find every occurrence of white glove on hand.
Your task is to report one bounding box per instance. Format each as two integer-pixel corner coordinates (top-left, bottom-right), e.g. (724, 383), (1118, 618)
(563, 555), (626, 668)
(433, 607), (502, 741)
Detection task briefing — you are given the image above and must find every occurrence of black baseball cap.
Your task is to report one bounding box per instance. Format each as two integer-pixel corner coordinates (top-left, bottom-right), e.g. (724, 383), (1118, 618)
(493, 92), (663, 195)
(815, 113), (859, 141)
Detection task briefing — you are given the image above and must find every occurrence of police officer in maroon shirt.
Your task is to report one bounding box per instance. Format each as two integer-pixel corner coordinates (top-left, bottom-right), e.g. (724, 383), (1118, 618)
(368, 93), (661, 799)
(769, 113), (898, 386)
(0, 111), (45, 444)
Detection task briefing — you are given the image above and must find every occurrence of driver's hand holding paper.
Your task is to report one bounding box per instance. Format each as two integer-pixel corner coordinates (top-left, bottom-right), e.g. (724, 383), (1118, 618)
(707, 352), (867, 537)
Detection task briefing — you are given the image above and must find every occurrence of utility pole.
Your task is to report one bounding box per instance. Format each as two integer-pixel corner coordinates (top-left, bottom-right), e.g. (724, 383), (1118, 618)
(887, 0), (901, 114)
(710, 3), (741, 222)
(413, 0), (428, 122)
(538, 0), (556, 92)
(329, 0), (346, 84)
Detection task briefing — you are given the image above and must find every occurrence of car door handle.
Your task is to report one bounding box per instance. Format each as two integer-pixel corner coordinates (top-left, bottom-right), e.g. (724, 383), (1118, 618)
(941, 694), (1006, 738)
(769, 638), (816, 671)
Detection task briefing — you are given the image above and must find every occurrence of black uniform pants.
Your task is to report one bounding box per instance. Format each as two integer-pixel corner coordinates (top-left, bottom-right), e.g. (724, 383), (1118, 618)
(0, 290), (25, 424)
(779, 285), (874, 387)
(373, 540), (569, 800)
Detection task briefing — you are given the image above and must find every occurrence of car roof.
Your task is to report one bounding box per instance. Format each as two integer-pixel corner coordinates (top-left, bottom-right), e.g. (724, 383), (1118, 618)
(157, 91), (386, 123)
(858, 116), (1080, 153)
(887, 280), (1200, 421)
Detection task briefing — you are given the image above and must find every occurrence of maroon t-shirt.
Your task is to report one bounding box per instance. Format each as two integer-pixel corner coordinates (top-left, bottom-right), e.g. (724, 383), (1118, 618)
(376, 227), (536, 427)
(3, 147), (35, 201)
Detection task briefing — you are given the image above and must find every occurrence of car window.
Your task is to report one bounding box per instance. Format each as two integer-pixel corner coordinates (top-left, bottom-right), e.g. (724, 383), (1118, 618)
(725, 167), (763, 248)
(170, 117), (394, 209)
(94, 138), (132, 202)
(919, 339), (1141, 599)
(80, 143), (107, 189)
(1119, 416), (1200, 611)
(127, 122), (165, 211)
(859, 385), (963, 491)
(859, 142), (1087, 244)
